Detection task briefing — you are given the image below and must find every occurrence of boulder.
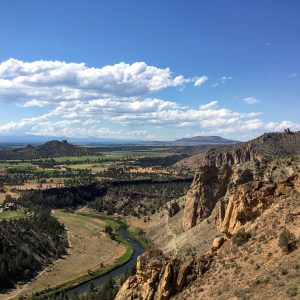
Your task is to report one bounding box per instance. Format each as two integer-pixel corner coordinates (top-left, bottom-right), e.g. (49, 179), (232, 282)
(211, 236), (225, 251)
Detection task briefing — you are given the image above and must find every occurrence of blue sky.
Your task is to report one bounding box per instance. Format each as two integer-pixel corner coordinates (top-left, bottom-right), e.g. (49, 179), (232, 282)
(0, 0), (299, 141)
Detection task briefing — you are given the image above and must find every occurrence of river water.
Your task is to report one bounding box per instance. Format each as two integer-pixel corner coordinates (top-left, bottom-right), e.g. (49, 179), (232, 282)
(65, 227), (144, 298)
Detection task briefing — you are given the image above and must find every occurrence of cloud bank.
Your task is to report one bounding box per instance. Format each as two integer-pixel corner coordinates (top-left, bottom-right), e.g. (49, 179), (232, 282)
(0, 58), (190, 105)
(0, 58), (298, 140)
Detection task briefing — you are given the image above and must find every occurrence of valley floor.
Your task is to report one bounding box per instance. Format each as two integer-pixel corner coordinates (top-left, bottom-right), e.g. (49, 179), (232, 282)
(1, 209), (125, 300)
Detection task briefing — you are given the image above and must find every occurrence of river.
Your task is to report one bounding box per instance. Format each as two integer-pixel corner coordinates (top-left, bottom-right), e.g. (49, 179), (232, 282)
(65, 227), (144, 298)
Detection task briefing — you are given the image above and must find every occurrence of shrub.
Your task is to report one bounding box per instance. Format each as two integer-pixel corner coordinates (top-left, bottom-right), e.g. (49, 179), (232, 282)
(105, 225), (115, 240)
(278, 228), (297, 253)
(237, 169), (253, 184)
(287, 286), (298, 298)
(232, 230), (251, 246)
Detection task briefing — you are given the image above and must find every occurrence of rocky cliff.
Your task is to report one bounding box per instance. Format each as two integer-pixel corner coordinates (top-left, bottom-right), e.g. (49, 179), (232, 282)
(182, 164), (232, 231)
(182, 154), (300, 232)
(176, 130), (300, 169)
(116, 132), (300, 300)
(115, 250), (213, 300)
(220, 174), (299, 236)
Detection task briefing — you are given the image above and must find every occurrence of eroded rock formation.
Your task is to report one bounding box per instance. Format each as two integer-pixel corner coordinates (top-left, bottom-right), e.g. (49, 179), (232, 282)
(221, 175), (299, 235)
(182, 164), (232, 231)
(176, 131), (300, 170)
(182, 158), (300, 234)
(117, 132), (300, 300)
(115, 250), (213, 300)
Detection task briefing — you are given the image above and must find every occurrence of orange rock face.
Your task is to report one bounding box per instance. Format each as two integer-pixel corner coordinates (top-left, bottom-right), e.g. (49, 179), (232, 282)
(115, 250), (213, 300)
(182, 164), (232, 231)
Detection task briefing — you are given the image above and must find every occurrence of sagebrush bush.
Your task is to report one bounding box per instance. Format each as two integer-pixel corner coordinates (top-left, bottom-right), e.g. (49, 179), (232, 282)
(278, 228), (297, 253)
(232, 230), (251, 246)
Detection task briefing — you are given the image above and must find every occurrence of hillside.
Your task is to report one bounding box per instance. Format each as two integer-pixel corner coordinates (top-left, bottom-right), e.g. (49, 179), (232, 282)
(0, 140), (93, 160)
(116, 131), (300, 300)
(176, 130), (300, 169)
(0, 202), (67, 291)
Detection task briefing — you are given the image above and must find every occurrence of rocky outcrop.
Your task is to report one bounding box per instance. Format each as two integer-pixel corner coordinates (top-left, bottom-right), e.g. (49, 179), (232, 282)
(204, 144), (259, 167)
(182, 164), (232, 231)
(115, 250), (167, 300)
(117, 181), (299, 299)
(221, 175), (299, 235)
(117, 133), (300, 300)
(175, 131), (300, 170)
(115, 250), (214, 300)
(182, 152), (300, 233)
(176, 257), (194, 289)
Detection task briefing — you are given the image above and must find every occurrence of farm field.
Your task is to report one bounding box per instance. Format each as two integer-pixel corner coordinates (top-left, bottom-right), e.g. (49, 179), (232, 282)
(0, 210), (24, 220)
(2, 209), (126, 300)
(0, 146), (191, 203)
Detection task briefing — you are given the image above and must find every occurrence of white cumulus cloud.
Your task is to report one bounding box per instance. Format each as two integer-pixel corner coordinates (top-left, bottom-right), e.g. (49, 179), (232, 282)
(0, 58), (298, 140)
(265, 121), (300, 131)
(0, 58), (191, 104)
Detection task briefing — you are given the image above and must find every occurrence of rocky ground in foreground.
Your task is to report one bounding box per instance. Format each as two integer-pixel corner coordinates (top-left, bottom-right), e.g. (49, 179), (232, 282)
(117, 132), (300, 300)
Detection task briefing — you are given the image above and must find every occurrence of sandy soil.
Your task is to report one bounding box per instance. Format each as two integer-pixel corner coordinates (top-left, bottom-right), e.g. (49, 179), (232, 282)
(1, 210), (125, 300)
(8, 182), (64, 191)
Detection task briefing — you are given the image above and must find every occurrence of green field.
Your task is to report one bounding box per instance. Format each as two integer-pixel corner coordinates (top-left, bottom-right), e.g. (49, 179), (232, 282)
(0, 150), (169, 169)
(0, 147), (181, 194)
(0, 210), (25, 220)
(0, 161), (38, 169)
(49, 151), (170, 163)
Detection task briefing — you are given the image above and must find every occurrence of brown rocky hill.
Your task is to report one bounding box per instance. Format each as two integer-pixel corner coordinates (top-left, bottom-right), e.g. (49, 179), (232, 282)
(116, 132), (300, 300)
(175, 130), (300, 169)
(0, 140), (93, 160)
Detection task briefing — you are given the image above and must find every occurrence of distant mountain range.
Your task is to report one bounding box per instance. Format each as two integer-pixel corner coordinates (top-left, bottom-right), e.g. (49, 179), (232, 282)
(172, 136), (240, 145)
(0, 135), (146, 145)
(0, 134), (242, 160)
(0, 134), (240, 146)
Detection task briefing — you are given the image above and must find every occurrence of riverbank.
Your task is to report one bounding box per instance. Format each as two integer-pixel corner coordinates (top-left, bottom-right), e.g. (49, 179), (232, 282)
(127, 225), (148, 250)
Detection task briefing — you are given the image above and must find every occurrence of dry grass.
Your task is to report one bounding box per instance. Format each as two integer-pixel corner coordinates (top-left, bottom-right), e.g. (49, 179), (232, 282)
(0, 193), (6, 203)
(128, 166), (170, 174)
